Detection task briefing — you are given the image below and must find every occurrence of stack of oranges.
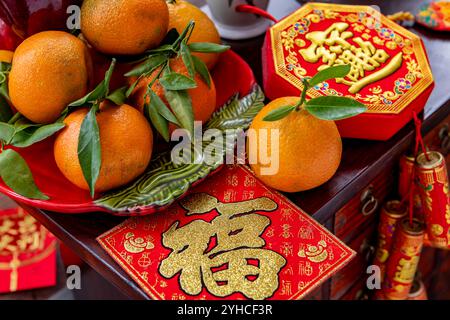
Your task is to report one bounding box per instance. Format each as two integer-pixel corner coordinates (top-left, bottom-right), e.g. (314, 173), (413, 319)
(4, 0), (224, 195)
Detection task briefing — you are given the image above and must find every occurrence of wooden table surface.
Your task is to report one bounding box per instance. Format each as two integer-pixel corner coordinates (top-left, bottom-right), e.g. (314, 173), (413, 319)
(21, 0), (450, 300)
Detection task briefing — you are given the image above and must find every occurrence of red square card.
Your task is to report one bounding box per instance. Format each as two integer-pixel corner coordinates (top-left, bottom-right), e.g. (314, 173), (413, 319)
(98, 165), (355, 300)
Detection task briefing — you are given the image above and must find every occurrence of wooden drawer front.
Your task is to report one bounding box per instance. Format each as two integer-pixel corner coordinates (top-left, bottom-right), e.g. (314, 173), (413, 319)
(303, 286), (323, 300)
(335, 170), (393, 242)
(424, 113), (450, 167)
(429, 251), (450, 300)
(418, 247), (436, 280)
(340, 279), (368, 300)
(330, 223), (376, 300)
(437, 251), (450, 274)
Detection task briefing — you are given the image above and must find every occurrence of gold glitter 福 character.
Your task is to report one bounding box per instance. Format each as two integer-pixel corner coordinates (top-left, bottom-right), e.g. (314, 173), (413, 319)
(159, 193), (286, 300)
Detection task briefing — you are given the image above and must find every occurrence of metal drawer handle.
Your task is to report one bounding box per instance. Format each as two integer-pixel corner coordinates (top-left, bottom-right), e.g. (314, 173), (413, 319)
(359, 239), (376, 262)
(360, 187), (379, 216)
(439, 124), (450, 155)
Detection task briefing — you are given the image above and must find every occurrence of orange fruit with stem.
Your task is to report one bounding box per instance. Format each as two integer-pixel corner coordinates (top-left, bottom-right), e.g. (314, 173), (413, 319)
(167, 0), (221, 69)
(8, 31), (92, 124)
(54, 103), (153, 193)
(129, 56), (216, 130)
(81, 0), (169, 55)
(248, 97), (343, 193)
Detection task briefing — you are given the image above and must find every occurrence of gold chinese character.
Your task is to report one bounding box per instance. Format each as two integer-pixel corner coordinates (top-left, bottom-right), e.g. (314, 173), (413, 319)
(280, 280), (292, 296)
(394, 256), (419, 284)
(0, 234), (14, 252)
(298, 225), (314, 239)
(159, 193), (286, 300)
(0, 214), (41, 254)
(280, 224), (293, 239)
(280, 242), (294, 257)
(299, 22), (403, 94)
(281, 208), (293, 221)
(0, 219), (16, 235)
(298, 261), (313, 276)
(244, 175), (256, 187)
(242, 190), (255, 200)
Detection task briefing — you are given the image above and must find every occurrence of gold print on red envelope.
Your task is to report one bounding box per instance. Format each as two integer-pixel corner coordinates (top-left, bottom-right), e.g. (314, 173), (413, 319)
(271, 3), (434, 114)
(0, 207), (56, 293)
(97, 165), (355, 300)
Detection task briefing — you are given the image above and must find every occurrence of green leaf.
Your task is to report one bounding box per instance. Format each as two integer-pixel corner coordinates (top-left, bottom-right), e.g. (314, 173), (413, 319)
(0, 82), (9, 100)
(0, 122), (15, 143)
(180, 42), (195, 78)
(145, 100), (170, 142)
(159, 72), (197, 90)
(126, 78), (140, 98)
(0, 95), (12, 122)
(78, 106), (101, 197)
(0, 149), (48, 200)
(106, 86), (127, 106)
(7, 112), (22, 125)
(146, 44), (175, 55)
(305, 96), (367, 120)
(188, 42), (230, 53)
(192, 55), (211, 88)
(263, 105), (296, 121)
(308, 65), (351, 88)
(173, 21), (196, 50)
(124, 54), (167, 77)
(69, 59), (116, 107)
(0, 62), (11, 73)
(11, 123), (65, 148)
(149, 91), (180, 126)
(164, 89), (194, 136)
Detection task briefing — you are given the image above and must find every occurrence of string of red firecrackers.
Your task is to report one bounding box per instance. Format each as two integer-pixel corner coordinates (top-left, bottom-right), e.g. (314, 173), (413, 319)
(373, 111), (450, 300)
(401, 112), (430, 226)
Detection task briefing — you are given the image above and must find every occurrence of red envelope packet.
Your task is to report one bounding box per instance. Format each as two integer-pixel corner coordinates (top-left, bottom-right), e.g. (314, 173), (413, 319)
(98, 165), (355, 300)
(0, 207), (57, 293)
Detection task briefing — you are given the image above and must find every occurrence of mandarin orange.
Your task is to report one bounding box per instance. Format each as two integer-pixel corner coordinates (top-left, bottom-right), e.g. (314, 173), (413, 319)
(81, 0), (169, 55)
(54, 104), (153, 193)
(248, 97), (342, 193)
(8, 31), (91, 124)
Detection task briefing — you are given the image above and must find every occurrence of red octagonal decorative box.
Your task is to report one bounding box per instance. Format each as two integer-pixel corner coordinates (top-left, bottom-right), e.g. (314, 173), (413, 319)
(263, 3), (434, 140)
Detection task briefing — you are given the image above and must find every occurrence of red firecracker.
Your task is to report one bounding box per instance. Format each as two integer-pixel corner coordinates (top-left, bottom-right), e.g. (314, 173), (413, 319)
(373, 200), (407, 282)
(408, 279), (428, 300)
(382, 218), (424, 300)
(415, 151), (450, 250)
